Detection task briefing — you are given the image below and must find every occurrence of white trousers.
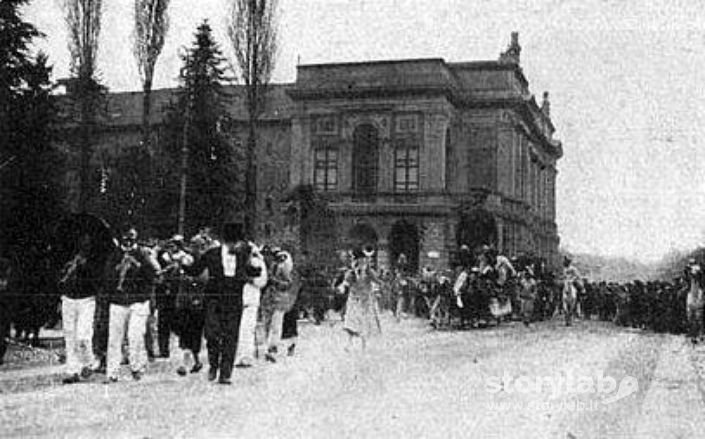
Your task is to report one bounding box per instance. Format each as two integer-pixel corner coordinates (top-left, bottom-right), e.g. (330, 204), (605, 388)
(107, 301), (150, 378)
(61, 296), (97, 374)
(266, 309), (284, 351)
(236, 305), (259, 365)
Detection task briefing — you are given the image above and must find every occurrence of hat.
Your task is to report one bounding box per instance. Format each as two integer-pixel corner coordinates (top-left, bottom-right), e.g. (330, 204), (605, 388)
(122, 228), (138, 240)
(222, 222), (244, 243)
(351, 247), (366, 260)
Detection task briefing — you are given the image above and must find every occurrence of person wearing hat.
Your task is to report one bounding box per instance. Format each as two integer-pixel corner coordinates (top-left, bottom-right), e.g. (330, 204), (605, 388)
(56, 234), (103, 384)
(262, 248), (300, 363)
(154, 234), (192, 359)
(684, 258), (705, 344)
(342, 245), (382, 351)
(518, 267), (538, 327)
(183, 222), (259, 384)
(561, 255), (582, 327)
(103, 228), (159, 383)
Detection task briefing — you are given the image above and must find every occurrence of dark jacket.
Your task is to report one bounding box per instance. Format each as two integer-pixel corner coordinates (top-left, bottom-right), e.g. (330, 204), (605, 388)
(184, 243), (258, 306)
(104, 248), (158, 306)
(59, 256), (103, 300)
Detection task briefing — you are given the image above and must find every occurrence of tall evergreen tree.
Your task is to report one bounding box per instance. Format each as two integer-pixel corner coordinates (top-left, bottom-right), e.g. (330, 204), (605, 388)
(160, 21), (240, 236)
(0, 0), (41, 151)
(0, 1), (64, 331)
(1, 1), (63, 252)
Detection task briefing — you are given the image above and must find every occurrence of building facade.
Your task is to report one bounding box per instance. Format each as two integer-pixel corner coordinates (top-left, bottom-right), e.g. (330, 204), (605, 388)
(286, 32), (562, 271)
(63, 33), (562, 271)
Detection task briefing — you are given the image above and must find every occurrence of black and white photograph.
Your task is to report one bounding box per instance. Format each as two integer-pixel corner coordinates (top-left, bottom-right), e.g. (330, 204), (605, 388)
(2, 0), (705, 437)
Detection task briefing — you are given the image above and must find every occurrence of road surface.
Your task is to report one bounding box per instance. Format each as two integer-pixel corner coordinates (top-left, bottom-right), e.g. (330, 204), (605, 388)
(1, 316), (705, 438)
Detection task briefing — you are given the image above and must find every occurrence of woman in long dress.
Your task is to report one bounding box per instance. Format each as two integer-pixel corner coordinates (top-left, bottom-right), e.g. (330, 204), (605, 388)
(342, 247), (381, 350)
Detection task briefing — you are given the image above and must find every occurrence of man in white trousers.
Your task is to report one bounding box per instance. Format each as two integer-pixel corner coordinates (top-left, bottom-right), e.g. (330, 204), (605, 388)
(104, 229), (158, 383)
(58, 234), (102, 384)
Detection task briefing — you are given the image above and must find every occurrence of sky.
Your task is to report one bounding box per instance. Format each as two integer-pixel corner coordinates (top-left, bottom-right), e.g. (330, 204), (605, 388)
(21, 0), (705, 262)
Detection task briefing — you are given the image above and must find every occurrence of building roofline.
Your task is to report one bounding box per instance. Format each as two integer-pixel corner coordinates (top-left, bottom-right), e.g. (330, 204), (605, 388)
(95, 82), (295, 97)
(297, 58), (447, 69)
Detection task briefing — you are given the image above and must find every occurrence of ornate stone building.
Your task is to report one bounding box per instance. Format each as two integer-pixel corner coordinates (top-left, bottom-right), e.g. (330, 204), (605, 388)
(63, 32), (562, 271)
(286, 32), (562, 271)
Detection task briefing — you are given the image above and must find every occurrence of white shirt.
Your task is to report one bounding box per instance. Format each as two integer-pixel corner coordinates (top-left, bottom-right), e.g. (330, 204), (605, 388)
(221, 245), (237, 277)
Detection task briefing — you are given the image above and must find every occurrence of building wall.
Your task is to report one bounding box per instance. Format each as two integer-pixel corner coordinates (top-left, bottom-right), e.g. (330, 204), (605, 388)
(58, 50), (562, 271)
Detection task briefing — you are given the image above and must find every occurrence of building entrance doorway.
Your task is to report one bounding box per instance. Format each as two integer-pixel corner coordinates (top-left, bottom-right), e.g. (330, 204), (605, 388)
(389, 220), (419, 273)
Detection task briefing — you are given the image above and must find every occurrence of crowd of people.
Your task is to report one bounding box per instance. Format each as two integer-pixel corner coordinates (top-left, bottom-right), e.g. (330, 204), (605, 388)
(53, 222), (301, 385)
(366, 246), (705, 344)
(3, 226), (705, 384)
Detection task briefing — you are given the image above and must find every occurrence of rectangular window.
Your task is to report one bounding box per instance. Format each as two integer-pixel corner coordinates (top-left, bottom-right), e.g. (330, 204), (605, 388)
(394, 142), (419, 192)
(396, 115), (418, 133)
(314, 147), (338, 191)
(312, 116), (337, 135)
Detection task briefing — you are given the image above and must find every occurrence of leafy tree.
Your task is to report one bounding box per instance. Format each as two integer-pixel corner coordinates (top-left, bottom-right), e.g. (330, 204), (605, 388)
(61, 0), (104, 212)
(131, 0), (171, 228)
(161, 21), (241, 236)
(227, 0), (279, 237)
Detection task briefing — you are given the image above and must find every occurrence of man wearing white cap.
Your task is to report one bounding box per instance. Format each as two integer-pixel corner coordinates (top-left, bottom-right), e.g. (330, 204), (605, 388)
(104, 228), (159, 383)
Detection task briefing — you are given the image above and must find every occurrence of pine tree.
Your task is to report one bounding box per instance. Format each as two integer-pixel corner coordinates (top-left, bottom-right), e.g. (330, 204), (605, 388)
(0, 1), (64, 331)
(159, 21), (241, 236)
(0, 2), (63, 253)
(0, 0), (41, 150)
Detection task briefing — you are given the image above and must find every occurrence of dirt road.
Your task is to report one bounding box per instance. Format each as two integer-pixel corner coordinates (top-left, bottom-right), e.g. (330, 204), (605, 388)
(1, 316), (703, 438)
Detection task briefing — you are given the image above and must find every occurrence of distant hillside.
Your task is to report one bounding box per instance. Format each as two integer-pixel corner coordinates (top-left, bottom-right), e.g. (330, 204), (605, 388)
(654, 247), (705, 282)
(561, 251), (659, 282)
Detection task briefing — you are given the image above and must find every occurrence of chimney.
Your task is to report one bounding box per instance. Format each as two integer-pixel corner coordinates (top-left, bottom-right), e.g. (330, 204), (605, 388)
(541, 91), (551, 118)
(499, 31), (521, 65)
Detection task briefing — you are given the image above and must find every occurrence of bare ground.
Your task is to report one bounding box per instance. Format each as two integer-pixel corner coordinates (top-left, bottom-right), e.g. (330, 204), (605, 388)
(0, 315), (703, 439)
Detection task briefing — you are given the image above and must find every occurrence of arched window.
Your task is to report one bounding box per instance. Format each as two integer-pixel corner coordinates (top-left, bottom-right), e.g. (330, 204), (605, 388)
(352, 124), (379, 198)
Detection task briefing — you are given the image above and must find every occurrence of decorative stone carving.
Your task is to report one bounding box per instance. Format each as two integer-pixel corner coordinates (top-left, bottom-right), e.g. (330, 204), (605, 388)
(499, 32), (521, 65)
(343, 114), (391, 140)
(541, 91), (551, 118)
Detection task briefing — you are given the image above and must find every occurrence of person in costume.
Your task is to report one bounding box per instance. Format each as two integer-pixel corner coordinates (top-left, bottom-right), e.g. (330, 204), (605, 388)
(342, 246), (382, 351)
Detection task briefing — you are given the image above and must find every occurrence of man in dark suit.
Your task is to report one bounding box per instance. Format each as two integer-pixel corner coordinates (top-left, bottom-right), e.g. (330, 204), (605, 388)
(184, 223), (257, 384)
